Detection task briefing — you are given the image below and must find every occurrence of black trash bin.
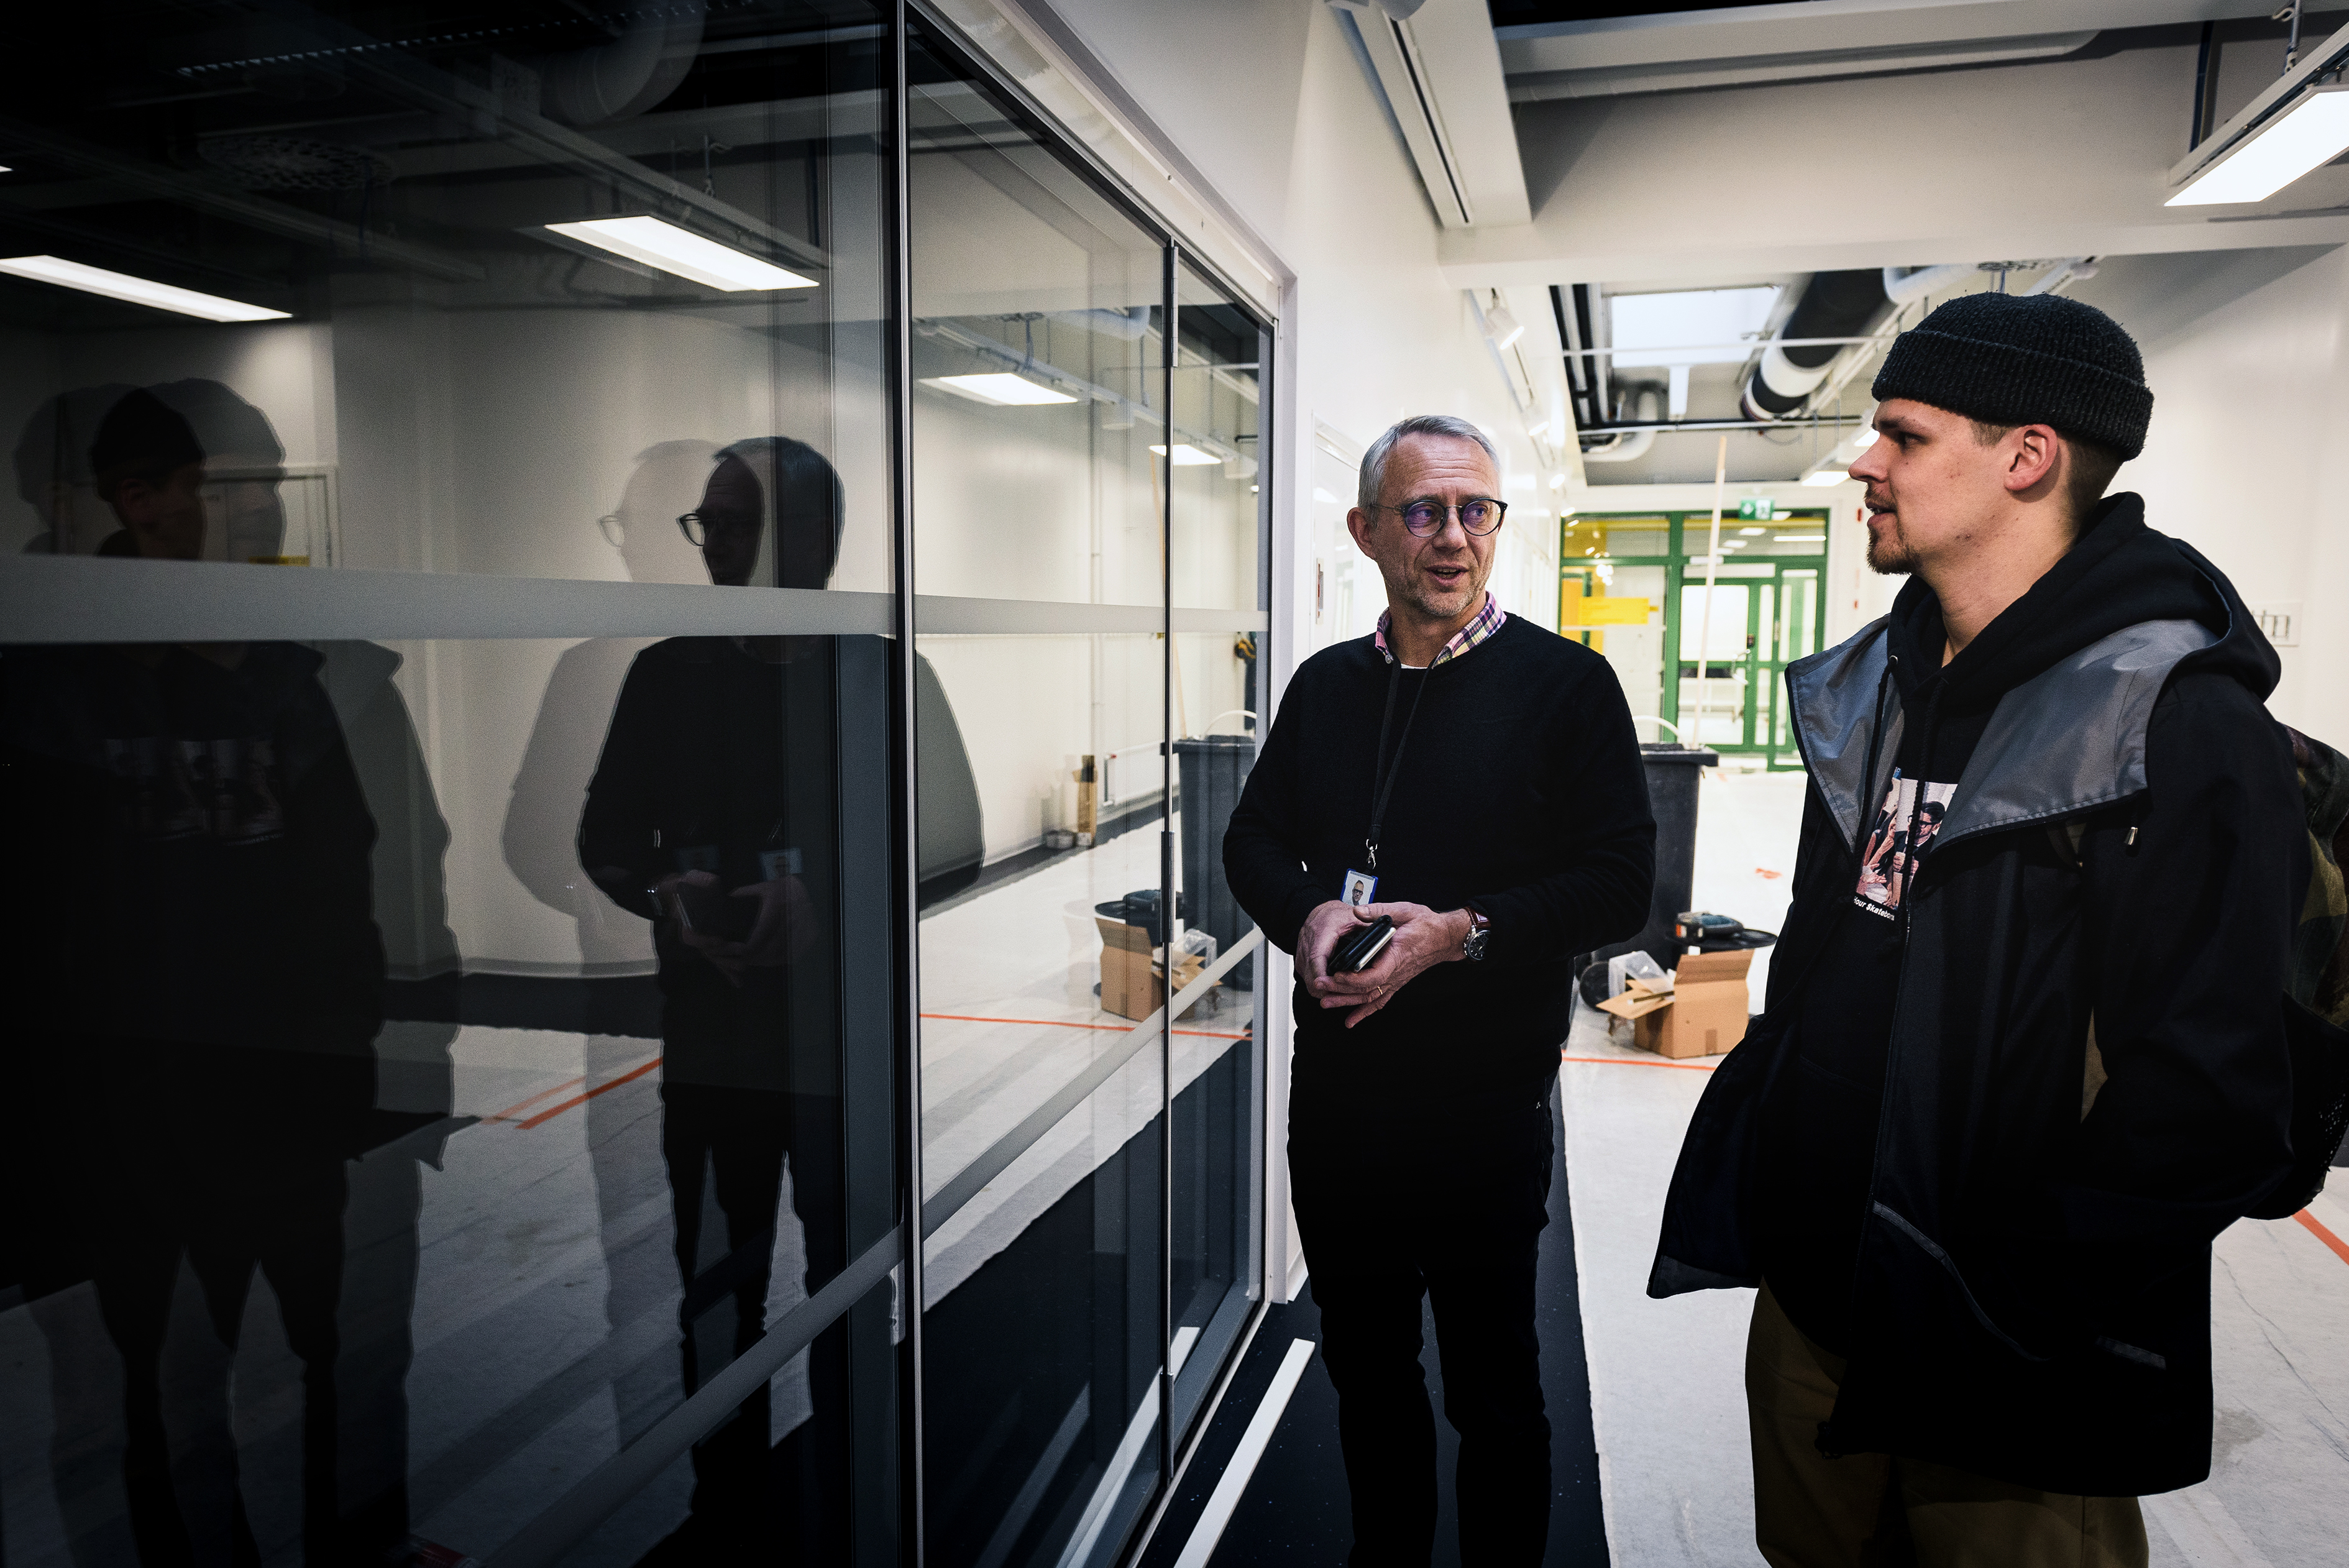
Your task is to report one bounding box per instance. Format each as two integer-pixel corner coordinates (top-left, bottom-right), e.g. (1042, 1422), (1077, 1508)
(1583, 743), (1718, 981)
(1173, 734), (1256, 988)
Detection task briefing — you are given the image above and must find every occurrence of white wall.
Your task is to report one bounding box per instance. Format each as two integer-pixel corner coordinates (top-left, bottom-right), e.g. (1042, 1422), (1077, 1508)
(2102, 245), (2349, 748)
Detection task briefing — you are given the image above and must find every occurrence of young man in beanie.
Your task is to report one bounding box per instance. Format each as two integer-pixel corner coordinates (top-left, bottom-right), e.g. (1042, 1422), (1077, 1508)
(1652, 291), (2306, 1567)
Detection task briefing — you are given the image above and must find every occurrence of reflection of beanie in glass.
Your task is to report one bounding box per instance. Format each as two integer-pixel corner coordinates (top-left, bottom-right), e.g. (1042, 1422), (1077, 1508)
(88, 387), (205, 495)
(1870, 292), (2153, 459)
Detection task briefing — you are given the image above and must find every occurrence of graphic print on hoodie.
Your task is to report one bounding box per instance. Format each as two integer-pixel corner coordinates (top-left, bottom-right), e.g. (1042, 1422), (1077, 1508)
(1854, 771), (1954, 919)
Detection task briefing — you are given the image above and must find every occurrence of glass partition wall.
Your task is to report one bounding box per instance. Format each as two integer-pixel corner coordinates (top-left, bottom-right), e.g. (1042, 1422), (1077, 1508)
(0, 6), (1269, 1568)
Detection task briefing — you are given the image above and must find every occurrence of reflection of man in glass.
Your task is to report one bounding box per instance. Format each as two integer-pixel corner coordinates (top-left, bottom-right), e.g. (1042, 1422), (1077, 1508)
(1, 385), (393, 1562)
(579, 438), (849, 1554)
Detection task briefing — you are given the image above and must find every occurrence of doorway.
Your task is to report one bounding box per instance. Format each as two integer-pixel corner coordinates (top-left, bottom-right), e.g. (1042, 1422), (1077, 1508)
(1559, 511), (1828, 769)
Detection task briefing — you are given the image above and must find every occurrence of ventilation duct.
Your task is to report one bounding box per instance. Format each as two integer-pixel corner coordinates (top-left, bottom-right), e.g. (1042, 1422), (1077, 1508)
(1582, 387), (1661, 464)
(1741, 270), (1894, 423)
(1882, 264), (1977, 306)
(539, 1), (707, 127)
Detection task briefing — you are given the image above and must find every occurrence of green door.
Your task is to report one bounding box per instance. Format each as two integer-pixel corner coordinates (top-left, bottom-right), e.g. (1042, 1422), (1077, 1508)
(1561, 510), (1828, 770)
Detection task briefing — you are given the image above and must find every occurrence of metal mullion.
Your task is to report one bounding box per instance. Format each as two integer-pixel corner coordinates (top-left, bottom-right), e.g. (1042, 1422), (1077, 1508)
(1157, 238), (1179, 1501)
(886, 5), (926, 1563)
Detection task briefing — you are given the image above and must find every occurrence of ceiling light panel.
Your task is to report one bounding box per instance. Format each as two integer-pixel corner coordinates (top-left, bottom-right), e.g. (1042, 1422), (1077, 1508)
(1151, 444), (1220, 466)
(1801, 469), (1850, 487)
(1609, 286), (1779, 367)
(0, 255), (290, 321)
(543, 217), (816, 291)
(2170, 86), (2349, 206)
(922, 374), (1076, 406)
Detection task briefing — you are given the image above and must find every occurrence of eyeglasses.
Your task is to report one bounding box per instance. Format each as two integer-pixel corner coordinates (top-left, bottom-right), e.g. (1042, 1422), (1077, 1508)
(1371, 498), (1508, 537)
(676, 510), (759, 546)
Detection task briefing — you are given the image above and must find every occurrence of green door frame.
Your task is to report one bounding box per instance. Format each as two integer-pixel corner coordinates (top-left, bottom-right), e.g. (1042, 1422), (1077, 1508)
(1559, 510), (1829, 770)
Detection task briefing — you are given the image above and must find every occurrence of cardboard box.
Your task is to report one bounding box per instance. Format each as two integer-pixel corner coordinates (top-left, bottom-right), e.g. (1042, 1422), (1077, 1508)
(1096, 917), (1209, 1022)
(1629, 948), (1753, 1060)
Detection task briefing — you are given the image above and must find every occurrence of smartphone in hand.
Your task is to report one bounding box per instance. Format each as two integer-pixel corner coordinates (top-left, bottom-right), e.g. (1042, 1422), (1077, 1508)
(677, 879), (757, 942)
(1329, 915), (1395, 974)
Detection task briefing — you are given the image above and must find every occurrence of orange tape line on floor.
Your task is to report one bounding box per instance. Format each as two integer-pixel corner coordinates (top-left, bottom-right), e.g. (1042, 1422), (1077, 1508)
(1559, 1053), (1719, 1073)
(516, 1056), (664, 1130)
(2294, 1208), (2349, 1267)
(484, 1075), (587, 1124)
(920, 1011), (1250, 1041)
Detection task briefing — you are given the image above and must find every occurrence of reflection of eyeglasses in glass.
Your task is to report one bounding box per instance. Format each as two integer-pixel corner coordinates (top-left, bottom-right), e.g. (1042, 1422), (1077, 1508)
(676, 511), (760, 546)
(1371, 498), (1507, 537)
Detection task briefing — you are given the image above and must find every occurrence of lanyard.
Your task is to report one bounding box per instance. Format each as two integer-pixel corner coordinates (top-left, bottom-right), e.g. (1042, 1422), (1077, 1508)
(1365, 659), (1432, 871)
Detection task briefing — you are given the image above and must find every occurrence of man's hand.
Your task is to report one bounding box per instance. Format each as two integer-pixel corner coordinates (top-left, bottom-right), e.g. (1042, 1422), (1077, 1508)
(1306, 900), (1472, 1029)
(1298, 899), (1373, 994)
(657, 869), (751, 985)
(731, 875), (816, 969)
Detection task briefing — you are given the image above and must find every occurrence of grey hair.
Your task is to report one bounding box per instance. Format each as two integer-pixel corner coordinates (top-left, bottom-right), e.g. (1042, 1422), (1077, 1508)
(1358, 415), (1500, 518)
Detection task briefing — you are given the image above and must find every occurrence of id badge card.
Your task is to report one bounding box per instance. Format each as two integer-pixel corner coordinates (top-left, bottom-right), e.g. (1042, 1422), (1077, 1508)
(1342, 868), (1378, 907)
(759, 847), (804, 882)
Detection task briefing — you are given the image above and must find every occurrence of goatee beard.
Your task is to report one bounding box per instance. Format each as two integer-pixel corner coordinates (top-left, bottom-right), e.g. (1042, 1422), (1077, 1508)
(1866, 515), (1915, 575)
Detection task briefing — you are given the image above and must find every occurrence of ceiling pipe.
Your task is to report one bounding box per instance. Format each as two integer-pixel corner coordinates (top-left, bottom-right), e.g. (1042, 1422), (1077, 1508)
(2024, 257), (2097, 295)
(1742, 270), (1895, 422)
(1883, 263), (1975, 306)
(1583, 387), (1662, 463)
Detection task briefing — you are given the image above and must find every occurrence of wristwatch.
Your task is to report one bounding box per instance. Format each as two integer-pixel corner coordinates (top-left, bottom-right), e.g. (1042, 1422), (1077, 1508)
(1461, 907), (1492, 962)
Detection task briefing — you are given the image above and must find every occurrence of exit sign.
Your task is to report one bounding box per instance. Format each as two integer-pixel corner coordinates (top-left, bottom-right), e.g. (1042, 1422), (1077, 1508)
(1738, 498), (1777, 520)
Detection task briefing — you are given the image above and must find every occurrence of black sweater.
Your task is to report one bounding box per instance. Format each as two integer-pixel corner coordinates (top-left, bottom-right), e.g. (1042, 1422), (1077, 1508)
(1224, 617), (1654, 1119)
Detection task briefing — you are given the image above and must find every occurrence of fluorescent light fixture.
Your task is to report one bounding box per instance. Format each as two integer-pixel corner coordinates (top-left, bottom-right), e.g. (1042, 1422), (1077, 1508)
(1151, 444), (1219, 466)
(1722, 539), (1749, 549)
(922, 372), (1076, 406)
(2169, 86), (2349, 206)
(1802, 468), (1851, 487)
(1775, 533), (1827, 544)
(1484, 302), (1524, 351)
(0, 255), (290, 321)
(543, 216), (817, 290)
(1738, 526), (1765, 536)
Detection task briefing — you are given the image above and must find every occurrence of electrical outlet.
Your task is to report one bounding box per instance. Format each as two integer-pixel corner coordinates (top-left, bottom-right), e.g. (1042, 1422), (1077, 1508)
(2251, 602), (2301, 648)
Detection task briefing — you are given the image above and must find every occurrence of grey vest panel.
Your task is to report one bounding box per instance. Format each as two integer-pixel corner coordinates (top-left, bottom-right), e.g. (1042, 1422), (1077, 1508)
(1936, 618), (2216, 845)
(1785, 618), (1902, 852)
(1790, 617), (2217, 851)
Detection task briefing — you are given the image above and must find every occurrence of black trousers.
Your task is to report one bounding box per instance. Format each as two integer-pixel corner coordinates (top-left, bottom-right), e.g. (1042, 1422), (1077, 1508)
(660, 1083), (849, 1556)
(1289, 1098), (1554, 1567)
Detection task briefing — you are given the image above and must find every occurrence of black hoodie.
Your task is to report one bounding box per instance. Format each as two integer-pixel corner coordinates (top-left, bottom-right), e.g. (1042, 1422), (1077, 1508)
(1756, 493), (2233, 1352)
(1654, 490), (2302, 1494)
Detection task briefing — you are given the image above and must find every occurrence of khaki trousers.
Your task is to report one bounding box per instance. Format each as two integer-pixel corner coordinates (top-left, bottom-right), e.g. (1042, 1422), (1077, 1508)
(1746, 1281), (2148, 1568)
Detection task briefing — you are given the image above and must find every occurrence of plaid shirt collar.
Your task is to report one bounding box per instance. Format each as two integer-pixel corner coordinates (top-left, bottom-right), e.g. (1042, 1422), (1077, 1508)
(1374, 591), (1506, 668)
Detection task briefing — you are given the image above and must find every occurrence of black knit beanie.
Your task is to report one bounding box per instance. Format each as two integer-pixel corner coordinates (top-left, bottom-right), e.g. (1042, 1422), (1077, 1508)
(1870, 291), (2153, 459)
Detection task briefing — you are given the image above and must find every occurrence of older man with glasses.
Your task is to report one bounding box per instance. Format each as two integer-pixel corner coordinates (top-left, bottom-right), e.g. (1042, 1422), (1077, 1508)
(1226, 413), (1655, 1565)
